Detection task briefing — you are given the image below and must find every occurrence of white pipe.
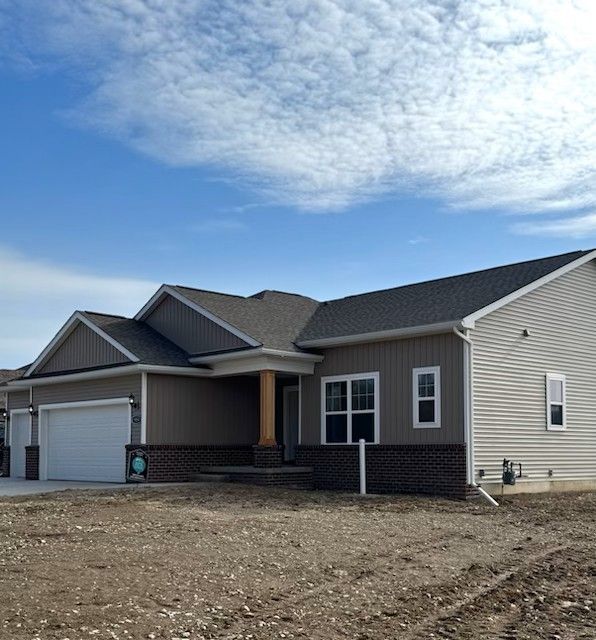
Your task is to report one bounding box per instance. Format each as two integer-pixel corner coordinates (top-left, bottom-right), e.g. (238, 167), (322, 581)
(359, 438), (366, 495)
(453, 327), (498, 506)
(474, 483), (499, 506)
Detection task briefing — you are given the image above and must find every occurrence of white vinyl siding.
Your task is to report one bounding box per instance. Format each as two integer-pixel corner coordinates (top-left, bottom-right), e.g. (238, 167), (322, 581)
(473, 259), (596, 483)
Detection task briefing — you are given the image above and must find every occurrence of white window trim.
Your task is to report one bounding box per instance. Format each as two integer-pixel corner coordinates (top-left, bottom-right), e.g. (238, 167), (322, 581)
(413, 366), (441, 429)
(320, 372), (380, 445)
(546, 373), (566, 431)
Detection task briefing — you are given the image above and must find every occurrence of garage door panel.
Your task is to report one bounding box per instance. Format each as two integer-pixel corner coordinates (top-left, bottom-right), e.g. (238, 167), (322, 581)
(47, 403), (129, 482)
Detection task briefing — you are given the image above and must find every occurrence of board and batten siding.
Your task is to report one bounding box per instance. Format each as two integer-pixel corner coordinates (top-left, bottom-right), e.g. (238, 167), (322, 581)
(472, 259), (596, 482)
(144, 294), (248, 355)
(301, 333), (464, 445)
(36, 322), (130, 374)
(146, 374), (259, 445)
(29, 375), (142, 446)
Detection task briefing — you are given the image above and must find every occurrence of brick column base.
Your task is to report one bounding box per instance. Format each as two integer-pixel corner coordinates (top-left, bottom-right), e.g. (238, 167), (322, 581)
(253, 445), (284, 468)
(0, 446), (9, 477)
(25, 446), (40, 480)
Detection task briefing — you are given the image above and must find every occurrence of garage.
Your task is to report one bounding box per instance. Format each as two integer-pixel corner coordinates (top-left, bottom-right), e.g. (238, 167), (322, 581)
(45, 401), (130, 482)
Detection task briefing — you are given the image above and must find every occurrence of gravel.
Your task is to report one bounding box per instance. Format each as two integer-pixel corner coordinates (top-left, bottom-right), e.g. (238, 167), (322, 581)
(0, 484), (594, 639)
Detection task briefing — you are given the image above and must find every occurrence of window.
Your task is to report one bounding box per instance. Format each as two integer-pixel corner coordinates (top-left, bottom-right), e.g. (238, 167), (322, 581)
(322, 373), (379, 444)
(413, 366), (441, 428)
(546, 373), (566, 431)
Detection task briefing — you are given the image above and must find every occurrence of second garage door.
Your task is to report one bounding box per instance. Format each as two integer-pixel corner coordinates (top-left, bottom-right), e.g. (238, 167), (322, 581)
(47, 403), (129, 482)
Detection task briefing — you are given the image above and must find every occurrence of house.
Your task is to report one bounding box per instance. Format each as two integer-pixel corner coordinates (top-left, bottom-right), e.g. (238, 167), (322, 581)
(2, 249), (596, 497)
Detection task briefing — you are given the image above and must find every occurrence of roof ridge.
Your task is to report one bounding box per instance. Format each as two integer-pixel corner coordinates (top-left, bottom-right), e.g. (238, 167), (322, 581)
(81, 310), (128, 319)
(250, 289), (319, 301)
(321, 249), (591, 304)
(171, 284), (248, 300)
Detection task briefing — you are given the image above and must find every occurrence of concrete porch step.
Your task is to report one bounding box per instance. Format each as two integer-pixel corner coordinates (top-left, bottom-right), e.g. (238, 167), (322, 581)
(190, 473), (231, 483)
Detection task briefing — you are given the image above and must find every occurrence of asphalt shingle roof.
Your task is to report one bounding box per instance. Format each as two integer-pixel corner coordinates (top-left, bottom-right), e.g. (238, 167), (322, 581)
(171, 287), (320, 352)
(81, 312), (193, 367)
(297, 250), (591, 342)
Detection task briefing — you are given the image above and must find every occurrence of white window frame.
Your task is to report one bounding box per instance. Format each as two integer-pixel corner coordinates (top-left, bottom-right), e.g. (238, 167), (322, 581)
(413, 366), (441, 429)
(546, 373), (566, 431)
(320, 372), (380, 445)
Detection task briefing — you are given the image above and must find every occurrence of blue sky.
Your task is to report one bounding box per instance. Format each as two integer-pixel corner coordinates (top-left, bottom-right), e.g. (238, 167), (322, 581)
(1, 1), (595, 368)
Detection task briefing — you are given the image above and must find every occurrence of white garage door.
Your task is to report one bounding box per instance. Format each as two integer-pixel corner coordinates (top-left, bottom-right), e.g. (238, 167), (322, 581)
(47, 403), (129, 482)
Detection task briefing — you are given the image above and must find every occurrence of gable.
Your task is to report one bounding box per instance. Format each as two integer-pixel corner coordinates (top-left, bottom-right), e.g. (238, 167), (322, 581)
(143, 294), (249, 355)
(35, 321), (131, 375)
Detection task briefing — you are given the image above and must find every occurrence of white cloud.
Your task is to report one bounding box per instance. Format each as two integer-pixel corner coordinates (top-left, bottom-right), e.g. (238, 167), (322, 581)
(512, 212), (596, 238)
(4, 0), (596, 218)
(0, 247), (157, 368)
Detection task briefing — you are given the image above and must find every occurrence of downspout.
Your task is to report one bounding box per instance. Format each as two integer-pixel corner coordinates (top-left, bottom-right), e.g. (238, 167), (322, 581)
(453, 327), (498, 507)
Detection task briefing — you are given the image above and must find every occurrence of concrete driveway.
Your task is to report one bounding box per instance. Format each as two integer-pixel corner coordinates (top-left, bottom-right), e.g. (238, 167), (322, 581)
(0, 478), (131, 497)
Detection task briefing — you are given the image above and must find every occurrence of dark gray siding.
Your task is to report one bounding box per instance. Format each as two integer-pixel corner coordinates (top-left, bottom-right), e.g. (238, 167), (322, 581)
(7, 390), (29, 410)
(301, 333), (464, 445)
(146, 374), (259, 445)
(37, 322), (130, 374)
(30, 375), (142, 445)
(145, 295), (248, 355)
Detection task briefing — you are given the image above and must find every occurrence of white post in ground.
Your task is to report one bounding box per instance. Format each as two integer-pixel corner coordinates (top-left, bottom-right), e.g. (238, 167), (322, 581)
(359, 438), (366, 495)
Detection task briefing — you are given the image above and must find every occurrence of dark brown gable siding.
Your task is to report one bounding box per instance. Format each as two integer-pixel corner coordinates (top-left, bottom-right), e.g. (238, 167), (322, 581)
(301, 332), (464, 445)
(144, 295), (248, 355)
(146, 374), (259, 445)
(37, 322), (130, 375)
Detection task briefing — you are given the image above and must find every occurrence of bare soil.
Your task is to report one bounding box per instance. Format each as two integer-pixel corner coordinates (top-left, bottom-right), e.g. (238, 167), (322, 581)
(0, 484), (594, 640)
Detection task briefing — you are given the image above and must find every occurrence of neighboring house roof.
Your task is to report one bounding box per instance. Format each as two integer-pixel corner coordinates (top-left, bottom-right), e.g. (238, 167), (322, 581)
(297, 249), (593, 343)
(0, 367), (27, 386)
(171, 286), (320, 352)
(79, 312), (193, 368)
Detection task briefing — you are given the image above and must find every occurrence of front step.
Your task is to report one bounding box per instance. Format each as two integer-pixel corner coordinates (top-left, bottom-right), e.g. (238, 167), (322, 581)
(191, 473), (231, 483)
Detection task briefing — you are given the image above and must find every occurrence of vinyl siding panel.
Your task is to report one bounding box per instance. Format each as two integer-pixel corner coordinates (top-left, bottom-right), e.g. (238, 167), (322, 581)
(301, 333), (464, 445)
(30, 375), (142, 446)
(37, 322), (130, 374)
(145, 295), (248, 355)
(473, 259), (596, 482)
(146, 374), (259, 445)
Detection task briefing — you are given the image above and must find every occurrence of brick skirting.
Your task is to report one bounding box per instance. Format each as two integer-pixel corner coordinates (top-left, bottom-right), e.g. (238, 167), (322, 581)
(125, 444), (254, 482)
(252, 445), (284, 468)
(0, 446), (9, 477)
(295, 444), (470, 499)
(25, 446), (39, 480)
(228, 469), (314, 490)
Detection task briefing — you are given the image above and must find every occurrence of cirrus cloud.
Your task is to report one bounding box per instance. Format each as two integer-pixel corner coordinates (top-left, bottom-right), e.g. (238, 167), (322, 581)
(3, 0), (596, 230)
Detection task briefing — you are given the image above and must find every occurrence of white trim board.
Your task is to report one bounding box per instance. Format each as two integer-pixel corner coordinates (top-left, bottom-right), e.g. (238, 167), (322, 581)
(24, 312), (140, 378)
(135, 285), (260, 347)
(8, 364), (213, 389)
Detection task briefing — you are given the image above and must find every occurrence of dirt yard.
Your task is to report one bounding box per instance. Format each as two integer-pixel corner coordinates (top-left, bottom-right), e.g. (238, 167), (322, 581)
(0, 485), (594, 640)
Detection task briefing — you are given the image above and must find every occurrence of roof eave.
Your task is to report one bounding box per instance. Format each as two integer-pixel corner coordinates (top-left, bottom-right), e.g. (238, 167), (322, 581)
(296, 321), (460, 348)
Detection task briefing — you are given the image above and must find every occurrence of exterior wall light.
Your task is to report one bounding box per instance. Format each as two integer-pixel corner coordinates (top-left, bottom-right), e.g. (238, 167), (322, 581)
(1, 408), (8, 421)
(28, 403), (38, 417)
(129, 393), (138, 409)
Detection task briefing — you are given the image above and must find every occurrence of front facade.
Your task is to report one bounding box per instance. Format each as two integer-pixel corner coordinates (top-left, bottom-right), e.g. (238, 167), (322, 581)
(3, 250), (596, 498)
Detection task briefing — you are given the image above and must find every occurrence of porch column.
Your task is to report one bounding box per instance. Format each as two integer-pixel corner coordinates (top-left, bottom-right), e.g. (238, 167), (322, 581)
(259, 370), (276, 446)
